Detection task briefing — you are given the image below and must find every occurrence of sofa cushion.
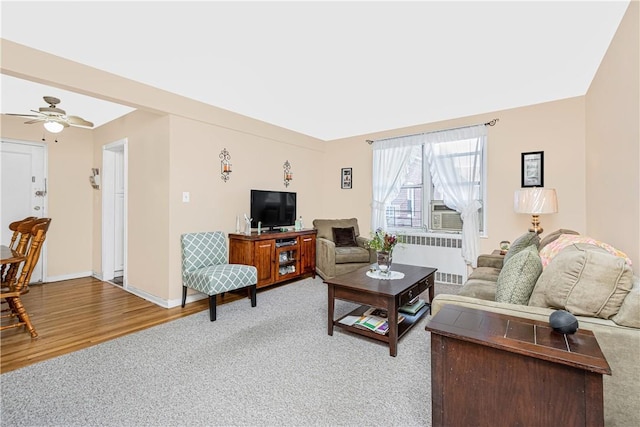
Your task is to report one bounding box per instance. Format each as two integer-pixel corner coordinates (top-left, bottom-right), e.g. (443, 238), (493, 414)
(530, 243), (633, 319)
(332, 227), (358, 247)
(539, 233), (632, 268)
(539, 228), (579, 250)
(458, 279), (498, 301)
(612, 275), (640, 328)
(503, 231), (540, 265)
(313, 218), (360, 242)
(468, 266), (501, 282)
(335, 246), (371, 264)
(495, 245), (542, 305)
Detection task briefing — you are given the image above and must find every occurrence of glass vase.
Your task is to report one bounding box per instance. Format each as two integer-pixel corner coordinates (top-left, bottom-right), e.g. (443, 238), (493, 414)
(376, 251), (393, 275)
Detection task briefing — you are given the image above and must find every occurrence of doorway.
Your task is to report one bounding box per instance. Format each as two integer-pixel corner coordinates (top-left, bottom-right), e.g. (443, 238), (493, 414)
(101, 139), (127, 287)
(1, 139), (47, 283)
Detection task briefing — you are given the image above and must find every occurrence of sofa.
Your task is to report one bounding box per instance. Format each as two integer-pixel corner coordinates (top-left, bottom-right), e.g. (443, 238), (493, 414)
(431, 230), (639, 427)
(312, 218), (376, 280)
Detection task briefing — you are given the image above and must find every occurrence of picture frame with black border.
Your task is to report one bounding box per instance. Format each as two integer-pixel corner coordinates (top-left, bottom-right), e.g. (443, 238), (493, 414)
(521, 151), (544, 187)
(341, 167), (352, 189)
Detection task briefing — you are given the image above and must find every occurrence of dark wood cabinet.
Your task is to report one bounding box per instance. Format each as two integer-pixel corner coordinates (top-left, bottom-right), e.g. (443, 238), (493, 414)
(229, 229), (316, 289)
(425, 305), (611, 427)
(300, 233), (316, 276)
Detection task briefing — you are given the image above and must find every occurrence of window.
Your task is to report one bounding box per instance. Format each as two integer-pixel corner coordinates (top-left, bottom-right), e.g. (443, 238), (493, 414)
(382, 137), (486, 234)
(386, 145), (423, 228)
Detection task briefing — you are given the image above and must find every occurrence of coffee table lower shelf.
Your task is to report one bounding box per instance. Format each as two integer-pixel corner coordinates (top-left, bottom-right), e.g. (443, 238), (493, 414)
(334, 303), (431, 344)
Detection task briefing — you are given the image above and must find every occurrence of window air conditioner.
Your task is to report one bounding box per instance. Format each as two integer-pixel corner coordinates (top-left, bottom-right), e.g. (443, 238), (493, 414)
(430, 201), (463, 232)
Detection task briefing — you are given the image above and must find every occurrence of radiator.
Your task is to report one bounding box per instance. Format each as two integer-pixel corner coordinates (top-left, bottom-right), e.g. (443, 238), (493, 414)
(393, 233), (467, 285)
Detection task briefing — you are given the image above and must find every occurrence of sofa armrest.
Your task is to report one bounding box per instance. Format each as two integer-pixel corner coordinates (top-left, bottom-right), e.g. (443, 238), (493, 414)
(356, 236), (376, 263)
(316, 237), (337, 278)
(477, 253), (504, 269)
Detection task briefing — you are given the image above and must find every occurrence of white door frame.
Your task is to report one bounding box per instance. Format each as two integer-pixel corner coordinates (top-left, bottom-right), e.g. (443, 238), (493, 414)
(101, 138), (128, 287)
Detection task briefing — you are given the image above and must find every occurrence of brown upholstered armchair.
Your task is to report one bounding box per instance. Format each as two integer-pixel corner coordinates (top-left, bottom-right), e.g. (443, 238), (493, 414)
(312, 218), (376, 280)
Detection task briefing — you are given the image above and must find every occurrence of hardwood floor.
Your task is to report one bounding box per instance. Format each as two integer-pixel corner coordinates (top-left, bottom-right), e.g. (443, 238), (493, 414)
(0, 276), (245, 373)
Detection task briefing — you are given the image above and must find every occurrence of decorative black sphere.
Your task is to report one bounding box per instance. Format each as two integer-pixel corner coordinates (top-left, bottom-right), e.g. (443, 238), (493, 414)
(549, 310), (579, 334)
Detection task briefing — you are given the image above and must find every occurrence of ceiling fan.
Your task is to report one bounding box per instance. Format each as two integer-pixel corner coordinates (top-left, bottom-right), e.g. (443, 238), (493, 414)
(6, 96), (94, 133)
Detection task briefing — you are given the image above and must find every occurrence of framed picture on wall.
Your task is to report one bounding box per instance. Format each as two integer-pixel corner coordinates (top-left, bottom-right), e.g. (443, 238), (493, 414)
(341, 168), (352, 189)
(521, 151), (544, 187)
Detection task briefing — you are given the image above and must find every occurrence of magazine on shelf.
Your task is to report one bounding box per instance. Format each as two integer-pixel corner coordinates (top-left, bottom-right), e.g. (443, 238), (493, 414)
(352, 308), (405, 335)
(399, 299), (427, 315)
(353, 315), (389, 335)
(363, 307), (405, 324)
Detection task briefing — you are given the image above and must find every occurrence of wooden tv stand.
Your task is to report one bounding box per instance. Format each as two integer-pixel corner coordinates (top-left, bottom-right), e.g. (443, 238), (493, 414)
(228, 229), (317, 289)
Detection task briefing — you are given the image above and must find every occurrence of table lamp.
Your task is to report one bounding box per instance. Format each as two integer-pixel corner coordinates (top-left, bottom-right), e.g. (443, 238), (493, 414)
(514, 188), (558, 234)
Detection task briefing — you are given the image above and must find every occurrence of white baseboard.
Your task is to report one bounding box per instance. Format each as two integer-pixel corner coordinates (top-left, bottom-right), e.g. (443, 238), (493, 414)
(46, 272), (208, 310)
(167, 292), (208, 309)
(45, 271), (94, 283)
(125, 284), (207, 309)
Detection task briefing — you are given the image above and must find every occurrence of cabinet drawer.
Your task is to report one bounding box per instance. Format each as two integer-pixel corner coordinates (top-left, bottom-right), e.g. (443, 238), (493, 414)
(399, 278), (429, 306)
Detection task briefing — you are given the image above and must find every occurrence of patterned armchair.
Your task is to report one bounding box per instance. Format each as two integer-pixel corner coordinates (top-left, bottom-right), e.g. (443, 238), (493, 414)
(181, 231), (257, 321)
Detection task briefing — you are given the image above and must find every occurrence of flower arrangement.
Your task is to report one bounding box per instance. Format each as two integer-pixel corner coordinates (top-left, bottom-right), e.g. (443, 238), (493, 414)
(367, 228), (398, 253)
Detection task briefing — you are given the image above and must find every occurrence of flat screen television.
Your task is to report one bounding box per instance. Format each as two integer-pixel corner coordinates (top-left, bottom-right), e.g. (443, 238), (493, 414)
(250, 189), (297, 230)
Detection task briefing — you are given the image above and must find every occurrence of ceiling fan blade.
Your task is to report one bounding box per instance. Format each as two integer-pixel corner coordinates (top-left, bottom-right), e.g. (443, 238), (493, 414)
(67, 115), (94, 128)
(24, 118), (45, 124)
(6, 113), (40, 118)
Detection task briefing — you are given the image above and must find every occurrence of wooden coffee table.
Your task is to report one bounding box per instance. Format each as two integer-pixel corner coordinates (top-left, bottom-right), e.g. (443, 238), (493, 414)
(326, 264), (436, 356)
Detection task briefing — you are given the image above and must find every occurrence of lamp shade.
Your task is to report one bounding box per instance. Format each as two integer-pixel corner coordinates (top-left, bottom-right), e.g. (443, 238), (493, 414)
(514, 188), (558, 214)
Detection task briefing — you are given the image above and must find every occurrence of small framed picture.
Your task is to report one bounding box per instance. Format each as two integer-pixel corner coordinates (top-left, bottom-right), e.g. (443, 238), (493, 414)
(521, 151), (544, 187)
(341, 168), (352, 189)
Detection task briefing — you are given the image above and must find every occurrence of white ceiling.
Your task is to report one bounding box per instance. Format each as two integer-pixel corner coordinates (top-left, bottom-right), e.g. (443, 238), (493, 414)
(0, 1), (630, 141)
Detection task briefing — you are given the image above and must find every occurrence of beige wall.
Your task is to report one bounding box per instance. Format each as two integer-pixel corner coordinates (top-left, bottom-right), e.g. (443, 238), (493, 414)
(167, 115), (325, 302)
(2, 4), (638, 304)
(586, 0), (640, 267)
(1, 39), (326, 305)
(322, 96), (588, 255)
(92, 111), (172, 299)
(1, 115), (94, 279)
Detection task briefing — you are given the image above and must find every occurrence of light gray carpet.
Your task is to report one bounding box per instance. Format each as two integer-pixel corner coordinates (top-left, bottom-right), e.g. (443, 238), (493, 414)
(1, 277), (460, 426)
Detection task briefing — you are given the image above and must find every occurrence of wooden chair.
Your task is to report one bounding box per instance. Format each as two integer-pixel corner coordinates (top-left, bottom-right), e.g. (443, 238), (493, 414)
(2, 218), (51, 287)
(1, 220), (51, 338)
(1, 216), (36, 283)
(181, 231), (257, 321)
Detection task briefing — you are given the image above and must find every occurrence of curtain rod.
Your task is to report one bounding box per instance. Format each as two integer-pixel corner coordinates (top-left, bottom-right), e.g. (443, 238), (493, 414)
(366, 118), (499, 144)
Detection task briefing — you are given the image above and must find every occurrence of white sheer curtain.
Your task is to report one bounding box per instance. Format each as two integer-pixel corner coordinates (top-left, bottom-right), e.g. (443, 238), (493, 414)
(424, 125), (487, 267)
(371, 135), (423, 231)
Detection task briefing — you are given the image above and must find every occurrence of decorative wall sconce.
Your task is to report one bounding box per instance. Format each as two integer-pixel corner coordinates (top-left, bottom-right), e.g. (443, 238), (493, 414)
(220, 148), (232, 182)
(283, 160), (293, 187)
(89, 168), (101, 190)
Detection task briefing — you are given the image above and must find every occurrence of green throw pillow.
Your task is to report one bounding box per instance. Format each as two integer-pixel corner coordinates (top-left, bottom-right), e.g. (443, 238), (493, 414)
(495, 245), (542, 305)
(503, 231), (541, 265)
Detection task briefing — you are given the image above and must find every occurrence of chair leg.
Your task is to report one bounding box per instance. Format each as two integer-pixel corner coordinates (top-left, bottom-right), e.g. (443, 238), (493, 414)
(8, 296), (37, 338)
(209, 295), (217, 321)
(181, 286), (187, 308)
(250, 284), (257, 307)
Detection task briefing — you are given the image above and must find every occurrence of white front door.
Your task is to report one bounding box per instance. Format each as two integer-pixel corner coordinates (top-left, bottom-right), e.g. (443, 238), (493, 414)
(1, 140), (47, 283)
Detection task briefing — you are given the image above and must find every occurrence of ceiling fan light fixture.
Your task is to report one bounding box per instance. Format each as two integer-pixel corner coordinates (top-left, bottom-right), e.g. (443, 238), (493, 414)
(44, 119), (64, 133)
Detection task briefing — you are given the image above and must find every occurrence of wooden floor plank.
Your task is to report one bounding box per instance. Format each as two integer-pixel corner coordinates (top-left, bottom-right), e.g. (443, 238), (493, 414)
(0, 277), (246, 373)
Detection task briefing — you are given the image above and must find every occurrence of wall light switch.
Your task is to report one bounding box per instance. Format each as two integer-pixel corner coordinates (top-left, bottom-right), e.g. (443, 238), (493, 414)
(182, 192), (190, 203)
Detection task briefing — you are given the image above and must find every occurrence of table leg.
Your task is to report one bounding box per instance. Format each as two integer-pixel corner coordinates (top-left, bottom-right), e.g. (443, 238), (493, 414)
(388, 297), (398, 357)
(327, 284), (335, 336)
(428, 275), (435, 304)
